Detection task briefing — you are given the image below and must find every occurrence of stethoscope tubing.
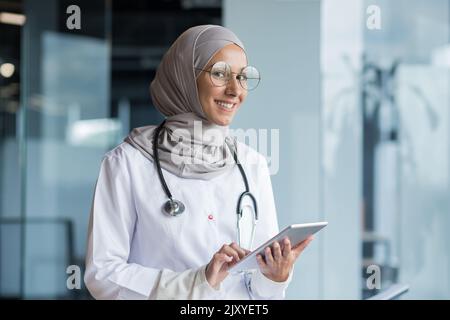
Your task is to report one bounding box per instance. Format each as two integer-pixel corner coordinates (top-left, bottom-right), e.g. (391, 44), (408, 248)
(153, 120), (259, 248)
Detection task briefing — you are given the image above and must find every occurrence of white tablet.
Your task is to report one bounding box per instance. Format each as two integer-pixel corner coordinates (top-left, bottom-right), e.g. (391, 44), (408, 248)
(228, 222), (328, 273)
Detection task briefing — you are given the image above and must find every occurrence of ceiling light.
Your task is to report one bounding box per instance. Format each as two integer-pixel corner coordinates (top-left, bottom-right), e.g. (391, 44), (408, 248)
(0, 12), (26, 26)
(0, 63), (15, 78)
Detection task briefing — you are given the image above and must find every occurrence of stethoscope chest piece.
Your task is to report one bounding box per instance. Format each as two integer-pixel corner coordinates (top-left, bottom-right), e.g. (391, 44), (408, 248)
(163, 199), (185, 217)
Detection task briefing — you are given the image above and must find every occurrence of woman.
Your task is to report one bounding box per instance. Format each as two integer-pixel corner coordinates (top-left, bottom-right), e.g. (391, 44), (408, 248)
(84, 25), (313, 300)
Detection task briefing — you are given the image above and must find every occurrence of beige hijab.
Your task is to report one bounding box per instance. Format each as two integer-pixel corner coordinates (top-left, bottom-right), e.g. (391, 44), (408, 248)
(125, 25), (246, 180)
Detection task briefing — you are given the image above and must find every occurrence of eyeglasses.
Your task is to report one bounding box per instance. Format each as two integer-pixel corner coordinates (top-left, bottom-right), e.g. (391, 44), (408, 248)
(195, 61), (261, 91)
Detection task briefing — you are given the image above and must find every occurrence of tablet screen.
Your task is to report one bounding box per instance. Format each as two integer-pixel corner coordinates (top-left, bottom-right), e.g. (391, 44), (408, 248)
(228, 221), (328, 273)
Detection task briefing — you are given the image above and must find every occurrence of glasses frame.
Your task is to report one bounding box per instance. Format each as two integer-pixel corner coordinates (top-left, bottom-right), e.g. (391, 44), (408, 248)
(195, 61), (261, 91)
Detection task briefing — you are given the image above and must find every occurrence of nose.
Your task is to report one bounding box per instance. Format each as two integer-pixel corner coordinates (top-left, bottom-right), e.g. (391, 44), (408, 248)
(225, 74), (242, 97)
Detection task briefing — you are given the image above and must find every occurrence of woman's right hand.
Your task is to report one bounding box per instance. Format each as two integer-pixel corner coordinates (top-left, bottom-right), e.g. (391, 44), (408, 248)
(205, 242), (250, 288)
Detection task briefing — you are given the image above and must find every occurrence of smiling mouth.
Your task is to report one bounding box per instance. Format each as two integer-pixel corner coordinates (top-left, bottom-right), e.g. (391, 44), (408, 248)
(215, 100), (236, 112)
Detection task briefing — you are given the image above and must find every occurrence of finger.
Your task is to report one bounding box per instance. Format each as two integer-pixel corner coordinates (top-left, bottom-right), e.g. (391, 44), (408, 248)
(282, 237), (291, 258)
(219, 253), (233, 265)
(221, 253), (234, 265)
(265, 246), (274, 267)
(256, 254), (266, 268)
(216, 253), (233, 264)
(221, 245), (241, 262)
(211, 253), (233, 271)
(230, 242), (248, 259)
(244, 249), (251, 256)
(292, 236), (314, 257)
(272, 241), (282, 260)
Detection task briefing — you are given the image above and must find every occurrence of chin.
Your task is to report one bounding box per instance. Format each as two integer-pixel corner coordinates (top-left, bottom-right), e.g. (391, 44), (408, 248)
(213, 117), (233, 126)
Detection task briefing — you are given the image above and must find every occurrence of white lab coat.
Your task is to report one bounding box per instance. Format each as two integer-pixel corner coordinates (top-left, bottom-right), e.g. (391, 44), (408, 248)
(84, 141), (292, 300)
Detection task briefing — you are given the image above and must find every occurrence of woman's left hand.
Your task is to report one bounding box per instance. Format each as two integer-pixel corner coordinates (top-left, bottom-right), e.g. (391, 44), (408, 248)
(256, 236), (314, 282)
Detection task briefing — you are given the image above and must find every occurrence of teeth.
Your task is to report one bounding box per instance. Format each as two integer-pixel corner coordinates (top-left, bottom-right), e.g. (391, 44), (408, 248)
(216, 101), (234, 109)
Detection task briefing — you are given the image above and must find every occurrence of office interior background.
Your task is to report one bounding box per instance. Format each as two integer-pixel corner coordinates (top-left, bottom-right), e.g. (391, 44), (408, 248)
(0, 0), (449, 299)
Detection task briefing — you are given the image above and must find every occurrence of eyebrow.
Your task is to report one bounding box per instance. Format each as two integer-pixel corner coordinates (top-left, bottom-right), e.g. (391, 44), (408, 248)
(206, 62), (248, 72)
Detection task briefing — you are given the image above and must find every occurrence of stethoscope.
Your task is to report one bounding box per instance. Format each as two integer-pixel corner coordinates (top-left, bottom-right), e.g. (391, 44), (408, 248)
(152, 120), (258, 249)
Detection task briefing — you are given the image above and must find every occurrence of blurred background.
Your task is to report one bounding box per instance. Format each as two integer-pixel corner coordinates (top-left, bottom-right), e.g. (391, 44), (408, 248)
(0, 0), (449, 299)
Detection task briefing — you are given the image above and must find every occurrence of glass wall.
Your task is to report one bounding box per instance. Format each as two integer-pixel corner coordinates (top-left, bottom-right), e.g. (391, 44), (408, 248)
(22, 0), (112, 299)
(321, 0), (450, 298)
(0, 0), (22, 298)
(0, 0), (113, 299)
(371, 0), (450, 299)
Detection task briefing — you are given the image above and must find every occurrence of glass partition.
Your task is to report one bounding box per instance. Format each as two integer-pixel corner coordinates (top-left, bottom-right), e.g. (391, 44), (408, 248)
(322, 0), (450, 299)
(21, 0), (112, 299)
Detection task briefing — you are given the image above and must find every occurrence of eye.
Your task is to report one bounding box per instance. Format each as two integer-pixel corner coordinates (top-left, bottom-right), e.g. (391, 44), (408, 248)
(237, 74), (248, 81)
(211, 70), (226, 79)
